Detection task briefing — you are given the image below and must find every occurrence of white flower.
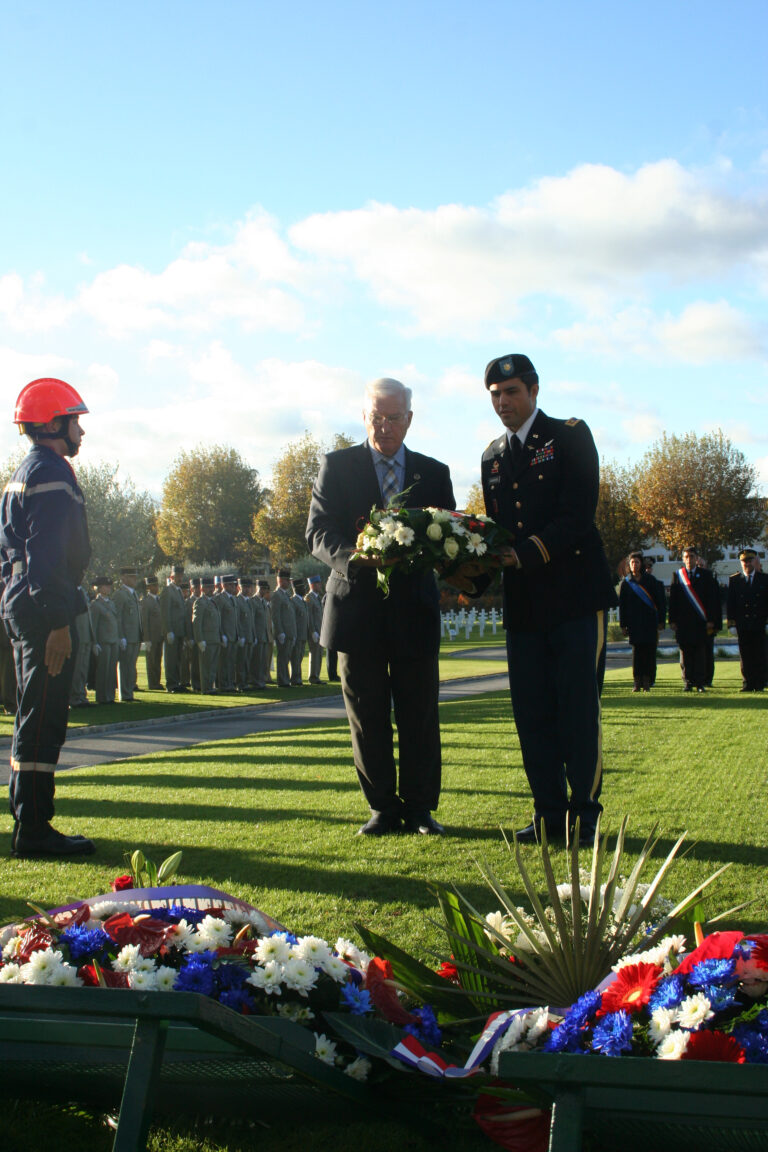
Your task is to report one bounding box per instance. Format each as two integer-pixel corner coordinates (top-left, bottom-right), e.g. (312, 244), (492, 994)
(322, 955), (351, 983)
(466, 533), (487, 556)
(674, 993), (714, 1030)
(113, 944), (143, 973)
(425, 507), (451, 522)
(21, 948), (65, 984)
(314, 1033), (338, 1065)
(133, 955), (157, 974)
(276, 1002), (315, 1023)
(377, 516), (397, 538)
(89, 900), (127, 918)
(490, 1008), (550, 1075)
(648, 1007), (675, 1044)
(196, 915), (233, 949)
(223, 908), (269, 935)
(48, 964), (83, 987)
(335, 939), (370, 972)
(443, 538), (460, 560)
(247, 960), (283, 995)
(484, 911), (514, 945)
(294, 936), (331, 967)
(169, 920), (196, 949)
(155, 966), (178, 991)
(393, 524), (415, 547)
(128, 969), (158, 990)
(656, 1029), (689, 1060)
(345, 1056), (372, 1081)
(426, 522), (443, 541)
(0, 964), (23, 983)
(2, 936), (24, 961)
(736, 958), (768, 997)
(450, 521), (468, 537)
(282, 956), (318, 996)
(255, 935), (291, 965)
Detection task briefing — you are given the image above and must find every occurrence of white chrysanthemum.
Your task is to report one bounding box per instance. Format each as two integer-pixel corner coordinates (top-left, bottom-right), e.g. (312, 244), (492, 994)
(2, 936), (24, 961)
(334, 938), (370, 972)
(169, 920), (196, 949)
(255, 935), (291, 965)
(155, 966), (178, 991)
(128, 969), (158, 991)
(294, 936), (331, 967)
(113, 944), (143, 972)
(134, 955), (157, 974)
(450, 520), (468, 537)
(89, 901), (128, 918)
(0, 964), (23, 983)
(345, 1056), (372, 1081)
(656, 1029), (689, 1060)
(196, 915), (233, 949)
(393, 524), (415, 547)
(48, 963), (83, 987)
(649, 1008), (675, 1044)
(276, 1002), (315, 1023)
(361, 535), (378, 552)
(247, 960), (283, 995)
(322, 955), (350, 983)
(377, 516), (397, 537)
(22, 948), (65, 984)
(314, 1033), (338, 1066)
(426, 522), (443, 541)
(282, 956), (318, 995)
(674, 993), (714, 1030)
(184, 932), (214, 954)
(490, 1008), (550, 1075)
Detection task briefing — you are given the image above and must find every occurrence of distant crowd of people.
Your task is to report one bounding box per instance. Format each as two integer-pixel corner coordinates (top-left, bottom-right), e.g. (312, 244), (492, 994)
(618, 546), (767, 694)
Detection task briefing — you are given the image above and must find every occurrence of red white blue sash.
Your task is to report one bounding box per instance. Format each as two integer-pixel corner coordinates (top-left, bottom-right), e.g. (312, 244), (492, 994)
(624, 576), (658, 616)
(389, 1009), (524, 1078)
(678, 567), (708, 621)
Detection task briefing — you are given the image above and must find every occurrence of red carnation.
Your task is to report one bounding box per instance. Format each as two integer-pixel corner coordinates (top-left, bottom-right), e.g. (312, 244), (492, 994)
(674, 931), (744, 976)
(681, 1030), (746, 1063)
(111, 874), (134, 892)
(597, 962), (662, 1016)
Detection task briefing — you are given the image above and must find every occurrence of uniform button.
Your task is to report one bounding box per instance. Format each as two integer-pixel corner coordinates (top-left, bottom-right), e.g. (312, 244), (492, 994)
(538, 473), (544, 479)
(512, 482), (518, 490)
(575, 549), (581, 555)
(517, 522), (523, 529)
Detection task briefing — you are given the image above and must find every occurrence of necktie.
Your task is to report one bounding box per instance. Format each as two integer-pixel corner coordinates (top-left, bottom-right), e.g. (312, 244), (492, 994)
(510, 435), (523, 468)
(381, 457), (399, 504)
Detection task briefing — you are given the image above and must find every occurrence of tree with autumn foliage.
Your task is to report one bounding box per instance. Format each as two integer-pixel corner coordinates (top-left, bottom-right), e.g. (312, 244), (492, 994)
(463, 481), (486, 516)
(252, 431), (355, 564)
(632, 431), (764, 564)
(595, 460), (650, 578)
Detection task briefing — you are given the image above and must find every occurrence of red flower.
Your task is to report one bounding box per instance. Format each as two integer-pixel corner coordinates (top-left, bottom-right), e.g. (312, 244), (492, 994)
(364, 956), (415, 1026)
(744, 934), (768, 971)
(111, 874), (134, 892)
(78, 963), (129, 988)
(103, 912), (172, 957)
(597, 962), (662, 1016)
(52, 905), (91, 930)
(436, 960), (460, 983)
(674, 931), (744, 976)
(474, 1090), (550, 1152)
(681, 1030), (746, 1063)
(16, 925), (54, 963)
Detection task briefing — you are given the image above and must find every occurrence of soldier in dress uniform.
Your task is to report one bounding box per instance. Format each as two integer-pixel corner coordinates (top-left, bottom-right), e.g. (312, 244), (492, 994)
(186, 577), (201, 692)
(480, 354), (617, 846)
(160, 564), (189, 692)
(236, 576), (255, 690)
(113, 566), (142, 701)
(305, 575), (324, 683)
(270, 569), (296, 687)
(69, 583), (94, 708)
(90, 576), (119, 703)
(215, 574), (239, 692)
(726, 548), (768, 692)
(255, 579), (273, 686)
(192, 576), (221, 693)
(668, 547), (722, 693)
(140, 574), (163, 690)
(249, 579), (267, 688)
(289, 577), (308, 685)
(619, 551), (667, 692)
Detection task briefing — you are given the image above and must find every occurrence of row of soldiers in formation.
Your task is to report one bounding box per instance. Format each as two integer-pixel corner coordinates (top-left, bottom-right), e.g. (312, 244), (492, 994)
(65, 564), (334, 706)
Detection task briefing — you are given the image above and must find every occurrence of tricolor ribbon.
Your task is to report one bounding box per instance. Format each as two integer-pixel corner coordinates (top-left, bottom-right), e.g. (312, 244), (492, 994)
(678, 567), (708, 622)
(624, 576), (658, 616)
(389, 1009), (529, 1079)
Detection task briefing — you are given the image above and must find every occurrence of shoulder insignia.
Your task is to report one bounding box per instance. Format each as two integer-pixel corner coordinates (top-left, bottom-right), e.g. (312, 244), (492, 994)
(565, 417), (582, 427)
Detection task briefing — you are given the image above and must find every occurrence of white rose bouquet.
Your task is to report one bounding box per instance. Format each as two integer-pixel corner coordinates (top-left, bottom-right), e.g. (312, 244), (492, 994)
(352, 489), (513, 596)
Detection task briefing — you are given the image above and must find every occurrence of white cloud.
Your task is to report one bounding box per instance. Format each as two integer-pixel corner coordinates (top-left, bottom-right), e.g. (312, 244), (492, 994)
(0, 273), (75, 332)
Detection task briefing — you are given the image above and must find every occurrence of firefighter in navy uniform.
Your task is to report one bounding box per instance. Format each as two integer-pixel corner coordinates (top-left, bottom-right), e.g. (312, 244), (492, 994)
(0, 378), (95, 857)
(480, 354), (617, 847)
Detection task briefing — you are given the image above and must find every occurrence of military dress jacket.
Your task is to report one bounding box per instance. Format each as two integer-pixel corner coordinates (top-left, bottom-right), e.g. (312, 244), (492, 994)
(214, 591), (238, 645)
(89, 596), (120, 645)
(159, 583), (187, 636)
(290, 594), (308, 642)
(306, 441), (455, 655)
(304, 590), (323, 637)
(726, 571), (768, 634)
(192, 595), (221, 644)
(668, 567), (722, 644)
(250, 594), (268, 643)
(270, 586), (297, 644)
(140, 593), (163, 644)
(481, 410), (616, 632)
(113, 584), (142, 643)
(236, 593), (255, 643)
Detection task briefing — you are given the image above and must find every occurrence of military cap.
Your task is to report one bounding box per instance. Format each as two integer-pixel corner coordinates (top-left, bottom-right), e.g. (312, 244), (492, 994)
(309, 575), (321, 585)
(201, 575), (215, 588)
(171, 563), (185, 575)
(739, 548), (757, 560)
(93, 575), (113, 588)
(484, 354), (538, 389)
(222, 573), (237, 583)
(120, 566), (138, 577)
(239, 575), (253, 587)
(278, 567), (291, 578)
(145, 574), (158, 585)
(258, 579), (271, 590)
(292, 577), (307, 593)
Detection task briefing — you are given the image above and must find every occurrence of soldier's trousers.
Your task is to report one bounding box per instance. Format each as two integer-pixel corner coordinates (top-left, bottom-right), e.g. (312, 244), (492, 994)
(199, 642), (220, 693)
(308, 638), (323, 681)
(95, 643), (118, 703)
(145, 641), (163, 689)
(290, 639), (305, 685)
(69, 637), (91, 705)
(118, 642), (139, 700)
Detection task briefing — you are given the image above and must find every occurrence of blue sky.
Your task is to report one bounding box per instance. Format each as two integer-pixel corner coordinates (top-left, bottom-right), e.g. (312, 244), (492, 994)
(1, 0), (766, 505)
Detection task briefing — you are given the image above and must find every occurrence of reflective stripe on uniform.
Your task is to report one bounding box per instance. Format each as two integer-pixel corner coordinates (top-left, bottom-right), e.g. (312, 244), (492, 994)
(3, 479), (83, 503)
(10, 758), (58, 774)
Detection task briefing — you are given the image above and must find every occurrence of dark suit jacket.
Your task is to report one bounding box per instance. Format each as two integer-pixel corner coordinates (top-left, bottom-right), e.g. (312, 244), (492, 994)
(668, 566), (722, 644)
(481, 410), (617, 632)
(726, 571), (768, 633)
(619, 573), (667, 644)
(306, 441), (455, 656)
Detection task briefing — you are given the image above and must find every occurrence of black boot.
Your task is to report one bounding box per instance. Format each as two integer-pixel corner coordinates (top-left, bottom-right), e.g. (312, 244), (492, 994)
(12, 822), (96, 859)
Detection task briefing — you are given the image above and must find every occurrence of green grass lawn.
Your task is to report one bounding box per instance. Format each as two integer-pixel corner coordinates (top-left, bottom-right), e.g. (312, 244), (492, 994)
(1, 656), (765, 1151)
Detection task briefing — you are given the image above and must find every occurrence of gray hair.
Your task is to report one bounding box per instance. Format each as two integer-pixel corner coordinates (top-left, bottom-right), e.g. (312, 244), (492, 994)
(364, 377), (412, 413)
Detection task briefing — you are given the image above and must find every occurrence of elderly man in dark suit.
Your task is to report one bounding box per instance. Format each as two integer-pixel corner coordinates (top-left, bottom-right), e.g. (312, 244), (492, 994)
(306, 377), (455, 837)
(481, 354), (617, 847)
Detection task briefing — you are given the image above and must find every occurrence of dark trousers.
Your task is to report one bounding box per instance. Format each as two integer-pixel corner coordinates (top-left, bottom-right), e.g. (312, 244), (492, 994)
(632, 642), (657, 688)
(339, 648), (441, 814)
(737, 629), (766, 690)
(679, 639), (706, 689)
(506, 612), (606, 835)
(5, 615), (76, 825)
(326, 648), (338, 678)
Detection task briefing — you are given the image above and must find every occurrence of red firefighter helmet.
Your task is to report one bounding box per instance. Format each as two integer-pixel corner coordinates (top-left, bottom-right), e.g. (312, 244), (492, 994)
(14, 378), (89, 426)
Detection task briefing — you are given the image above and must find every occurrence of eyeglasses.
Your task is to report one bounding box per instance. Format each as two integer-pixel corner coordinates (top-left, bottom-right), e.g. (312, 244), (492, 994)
(367, 413), (408, 427)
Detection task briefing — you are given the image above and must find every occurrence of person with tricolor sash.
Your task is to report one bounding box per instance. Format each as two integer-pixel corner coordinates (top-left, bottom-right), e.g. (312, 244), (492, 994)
(668, 546), (722, 692)
(619, 551), (667, 692)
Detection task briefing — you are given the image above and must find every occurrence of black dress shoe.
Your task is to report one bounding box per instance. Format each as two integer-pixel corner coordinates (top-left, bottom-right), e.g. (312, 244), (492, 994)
(402, 811), (444, 835)
(12, 823), (96, 859)
(514, 822), (540, 843)
(356, 810), (402, 836)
